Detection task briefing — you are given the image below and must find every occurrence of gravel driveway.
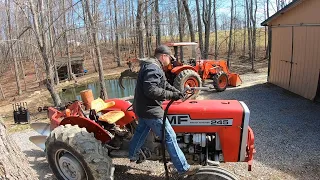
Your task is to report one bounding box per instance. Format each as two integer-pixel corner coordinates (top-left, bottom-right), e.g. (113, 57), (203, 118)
(11, 69), (320, 180)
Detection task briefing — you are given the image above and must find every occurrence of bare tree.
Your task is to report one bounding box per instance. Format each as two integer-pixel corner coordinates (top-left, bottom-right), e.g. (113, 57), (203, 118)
(84, 0), (108, 99)
(62, 0), (73, 80)
(114, 0), (121, 66)
(145, 0), (151, 57)
(28, 0), (62, 106)
(195, 0), (203, 57)
(227, 0), (234, 66)
(155, 0), (161, 47)
(182, 0), (195, 42)
(5, 0), (22, 95)
(177, 0), (184, 60)
(213, 0), (218, 59)
(137, 0), (144, 58)
(202, 0), (212, 59)
(48, 0), (59, 84)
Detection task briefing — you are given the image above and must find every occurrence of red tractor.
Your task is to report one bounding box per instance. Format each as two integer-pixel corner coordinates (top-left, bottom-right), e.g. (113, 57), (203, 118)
(119, 42), (241, 94)
(30, 88), (255, 180)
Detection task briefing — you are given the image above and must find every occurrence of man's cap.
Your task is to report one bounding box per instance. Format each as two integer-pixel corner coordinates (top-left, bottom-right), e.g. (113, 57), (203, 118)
(154, 45), (176, 60)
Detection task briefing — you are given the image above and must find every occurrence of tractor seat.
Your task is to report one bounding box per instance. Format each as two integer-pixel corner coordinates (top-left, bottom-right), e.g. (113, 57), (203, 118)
(91, 98), (115, 113)
(99, 111), (125, 124)
(90, 98), (125, 124)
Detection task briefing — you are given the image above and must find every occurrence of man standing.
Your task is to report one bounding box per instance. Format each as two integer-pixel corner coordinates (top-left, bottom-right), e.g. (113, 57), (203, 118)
(128, 45), (199, 176)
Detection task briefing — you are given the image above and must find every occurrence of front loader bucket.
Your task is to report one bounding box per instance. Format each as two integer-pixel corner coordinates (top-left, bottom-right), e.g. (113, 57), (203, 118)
(29, 122), (51, 151)
(30, 122), (51, 136)
(29, 135), (47, 150)
(229, 73), (242, 87)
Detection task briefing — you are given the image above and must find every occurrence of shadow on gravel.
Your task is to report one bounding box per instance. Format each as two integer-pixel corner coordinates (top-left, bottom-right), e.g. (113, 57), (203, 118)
(114, 164), (166, 180)
(23, 150), (55, 180)
(200, 83), (320, 179)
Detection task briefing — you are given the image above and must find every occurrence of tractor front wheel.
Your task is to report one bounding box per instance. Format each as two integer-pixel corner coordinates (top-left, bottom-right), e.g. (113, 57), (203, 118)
(173, 69), (202, 99)
(45, 125), (114, 180)
(213, 72), (228, 92)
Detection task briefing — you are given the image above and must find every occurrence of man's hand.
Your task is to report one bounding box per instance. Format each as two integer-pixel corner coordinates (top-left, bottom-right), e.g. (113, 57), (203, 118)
(171, 92), (184, 101)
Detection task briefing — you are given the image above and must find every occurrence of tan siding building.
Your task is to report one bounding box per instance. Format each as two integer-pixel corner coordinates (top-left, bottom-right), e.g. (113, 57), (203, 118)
(262, 0), (320, 101)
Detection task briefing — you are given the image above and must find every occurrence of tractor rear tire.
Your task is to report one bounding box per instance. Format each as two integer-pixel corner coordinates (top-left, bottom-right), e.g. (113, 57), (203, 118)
(45, 124), (114, 180)
(213, 72), (228, 92)
(173, 69), (202, 99)
(187, 166), (239, 180)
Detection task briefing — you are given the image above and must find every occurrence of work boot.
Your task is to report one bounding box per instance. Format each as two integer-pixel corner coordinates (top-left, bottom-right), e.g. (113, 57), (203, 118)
(129, 148), (151, 164)
(167, 164), (201, 179)
(183, 165), (201, 176)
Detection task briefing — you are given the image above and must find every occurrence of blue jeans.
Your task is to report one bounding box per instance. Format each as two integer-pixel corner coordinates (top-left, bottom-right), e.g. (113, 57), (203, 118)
(128, 117), (190, 173)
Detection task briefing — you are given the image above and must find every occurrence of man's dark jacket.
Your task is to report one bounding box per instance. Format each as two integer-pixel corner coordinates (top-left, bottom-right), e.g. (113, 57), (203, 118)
(133, 58), (179, 119)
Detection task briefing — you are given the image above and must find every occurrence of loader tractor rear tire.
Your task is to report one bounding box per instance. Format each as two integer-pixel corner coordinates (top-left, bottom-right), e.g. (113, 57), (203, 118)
(213, 72), (228, 92)
(173, 69), (202, 99)
(187, 166), (239, 180)
(45, 124), (114, 180)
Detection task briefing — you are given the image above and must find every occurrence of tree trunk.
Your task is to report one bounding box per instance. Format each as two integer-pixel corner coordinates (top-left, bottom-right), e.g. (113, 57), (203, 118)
(265, 0), (270, 59)
(155, 0), (161, 47)
(202, 0), (212, 59)
(251, 0), (257, 71)
(114, 0), (121, 66)
(137, 0), (144, 58)
(182, 0), (195, 42)
(29, 0), (62, 106)
(195, 0), (203, 58)
(82, 0), (97, 73)
(227, 0), (234, 66)
(245, 0), (252, 60)
(177, 0), (184, 61)
(144, 0), (151, 57)
(213, 0), (218, 59)
(6, 0), (22, 95)
(48, 0), (59, 84)
(62, 0), (73, 81)
(243, 0), (247, 57)
(84, 0), (108, 99)
(0, 119), (38, 179)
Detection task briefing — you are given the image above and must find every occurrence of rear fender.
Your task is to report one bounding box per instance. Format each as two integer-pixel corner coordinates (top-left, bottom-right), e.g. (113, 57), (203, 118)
(60, 116), (112, 143)
(171, 65), (197, 75)
(104, 99), (136, 127)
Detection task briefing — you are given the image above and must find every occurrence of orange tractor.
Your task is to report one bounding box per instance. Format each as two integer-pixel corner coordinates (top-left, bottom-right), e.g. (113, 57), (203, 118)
(30, 88), (255, 180)
(119, 42), (241, 94)
(165, 42), (242, 92)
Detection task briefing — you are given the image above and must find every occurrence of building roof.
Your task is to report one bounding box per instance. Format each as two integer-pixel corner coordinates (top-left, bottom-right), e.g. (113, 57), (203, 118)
(56, 54), (84, 67)
(261, 0), (305, 26)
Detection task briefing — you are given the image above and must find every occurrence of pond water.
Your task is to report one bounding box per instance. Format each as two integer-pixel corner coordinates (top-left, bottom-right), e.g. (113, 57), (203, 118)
(59, 78), (136, 103)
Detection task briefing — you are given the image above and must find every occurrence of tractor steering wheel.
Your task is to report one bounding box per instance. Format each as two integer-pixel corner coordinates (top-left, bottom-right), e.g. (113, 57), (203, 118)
(181, 86), (195, 102)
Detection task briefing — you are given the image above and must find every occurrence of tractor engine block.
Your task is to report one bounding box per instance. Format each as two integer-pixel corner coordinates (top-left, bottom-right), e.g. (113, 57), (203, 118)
(151, 133), (221, 165)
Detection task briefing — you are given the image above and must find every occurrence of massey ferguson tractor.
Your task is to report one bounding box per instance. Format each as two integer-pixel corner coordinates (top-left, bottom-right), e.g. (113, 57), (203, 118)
(119, 42), (242, 93)
(30, 88), (255, 180)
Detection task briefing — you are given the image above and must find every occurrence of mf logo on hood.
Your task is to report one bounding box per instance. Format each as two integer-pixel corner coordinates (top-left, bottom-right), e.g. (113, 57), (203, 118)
(167, 114), (233, 126)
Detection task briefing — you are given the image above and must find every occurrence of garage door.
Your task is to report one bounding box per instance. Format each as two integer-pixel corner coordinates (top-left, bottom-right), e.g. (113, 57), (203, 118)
(269, 27), (292, 89)
(289, 26), (320, 99)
